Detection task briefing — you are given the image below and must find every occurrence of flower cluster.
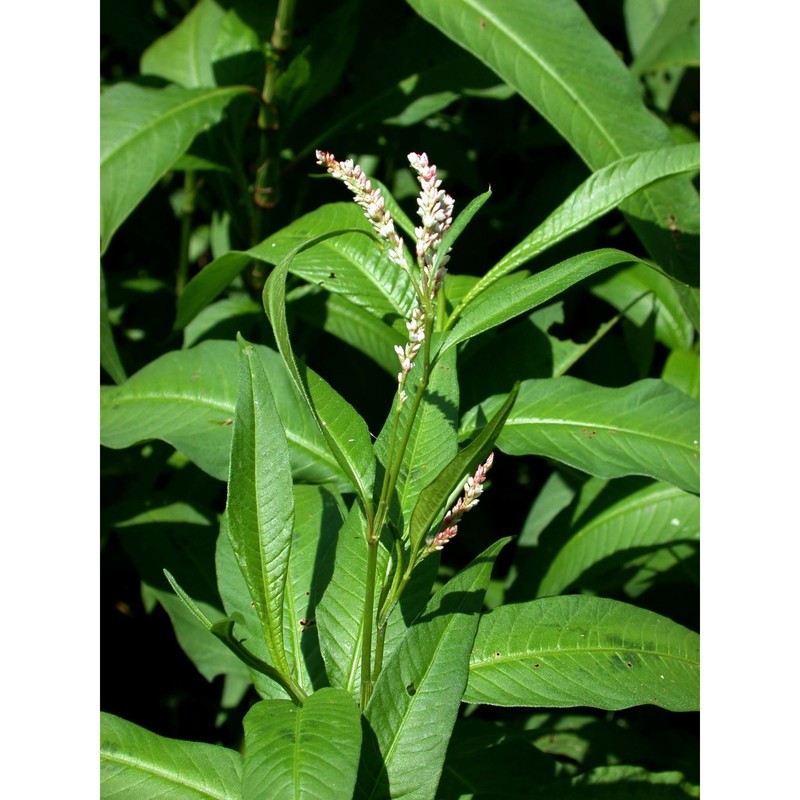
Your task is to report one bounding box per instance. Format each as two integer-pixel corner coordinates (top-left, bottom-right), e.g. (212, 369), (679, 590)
(315, 151), (410, 276)
(316, 150), (453, 403)
(408, 152), (455, 300)
(425, 453), (494, 554)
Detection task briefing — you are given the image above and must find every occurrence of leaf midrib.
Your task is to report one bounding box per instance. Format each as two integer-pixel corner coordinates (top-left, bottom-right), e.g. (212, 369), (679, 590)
(100, 749), (235, 800)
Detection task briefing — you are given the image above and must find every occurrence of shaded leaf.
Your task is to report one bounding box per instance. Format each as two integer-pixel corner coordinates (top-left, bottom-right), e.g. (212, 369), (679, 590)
(466, 595), (699, 711)
(100, 83), (252, 253)
(460, 378), (700, 494)
(405, 0), (700, 283)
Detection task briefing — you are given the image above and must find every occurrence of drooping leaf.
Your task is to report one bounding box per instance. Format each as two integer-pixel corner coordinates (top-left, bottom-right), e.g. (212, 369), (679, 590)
(100, 340), (347, 488)
(225, 335), (294, 675)
(289, 289), (405, 376)
(460, 378), (700, 494)
(405, 0), (700, 284)
(100, 82), (252, 253)
(241, 690), (362, 800)
(466, 595), (699, 711)
(357, 538), (511, 800)
(590, 261), (696, 351)
(440, 249), (648, 356)
(264, 238), (377, 512)
(100, 712), (242, 800)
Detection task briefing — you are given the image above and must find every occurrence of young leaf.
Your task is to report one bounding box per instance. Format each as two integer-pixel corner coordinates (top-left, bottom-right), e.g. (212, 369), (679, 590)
(241, 690), (362, 800)
(460, 378), (700, 494)
(405, 0), (700, 284)
(100, 340), (347, 487)
(100, 712), (242, 799)
(440, 249), (648, 356)
(101, 82), (253, 253)
(357, 538), (511, 800)
(454, 144), (699, 314)
(466, 595), (699, 711)
(225, 335), (294, 675)
(408, 383), (519, 552)
(264, 240), (376, 512)
(536, 479), (700, 597)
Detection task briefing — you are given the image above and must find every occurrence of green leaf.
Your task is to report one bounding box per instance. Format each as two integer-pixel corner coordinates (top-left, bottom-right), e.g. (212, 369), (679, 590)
(405, 0), (700, 283)
(100, 265), (126, 384)
(630, 0), (700, 76)
(590, 261), (696, 351)
(100, 712), (242, 799)
(536, 479), (700, 597)
(661, 348), (700, 399)
(225, 335), (294, 675)
(140, 0), (226, 88)
(409, 382), (519, 552)
(100, 82), (252, 253)
(101, 340), (347, 488)
(216, 486), (342, 697)
(378, 347), (461, 528)
(457, 144), (700, 312)
(264, 237), (377, 511)
(313, 502), (378, 697)
(460, 378), (700, 494)
(534, 764), (699, 798)
(466, 595), (699, 711)
(440, 249), (647, 356)
(241, 690), (362, 800)
(357, 538), (511, 800)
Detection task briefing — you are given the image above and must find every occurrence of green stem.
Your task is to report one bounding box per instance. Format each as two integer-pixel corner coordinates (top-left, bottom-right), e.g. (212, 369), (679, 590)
(360, 536), (380, 708)
(211, 620), (307, 705)
(176, 170), (196, 296)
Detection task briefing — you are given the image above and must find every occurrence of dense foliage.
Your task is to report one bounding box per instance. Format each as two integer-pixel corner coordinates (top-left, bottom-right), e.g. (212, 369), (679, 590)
(101, 1), (700, 797)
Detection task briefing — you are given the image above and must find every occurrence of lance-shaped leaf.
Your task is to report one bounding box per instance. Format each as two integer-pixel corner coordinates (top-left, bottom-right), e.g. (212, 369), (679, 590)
(454, 144), (700, 314)
(405, 0), (700, 284)
(409, 383), (519, 552)
(241, 691), (362, 800)
(225, 335), (294, 675)
(100, 712), (242, 800)
(100, 82), (252, 253)
(460, 378), (700, 494)
(466, 595), (699, 711)
(100, 340), (346, 487)
(440, 249), (647, 356)
(264, 238), (376, 512)
(313, 502), (388, 697)
(357, 538), (510, 800)
(536, 479), (700, 598)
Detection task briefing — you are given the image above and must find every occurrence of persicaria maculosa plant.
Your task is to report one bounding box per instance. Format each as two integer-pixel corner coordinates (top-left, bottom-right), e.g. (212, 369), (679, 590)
(101, 4), (700, 794)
